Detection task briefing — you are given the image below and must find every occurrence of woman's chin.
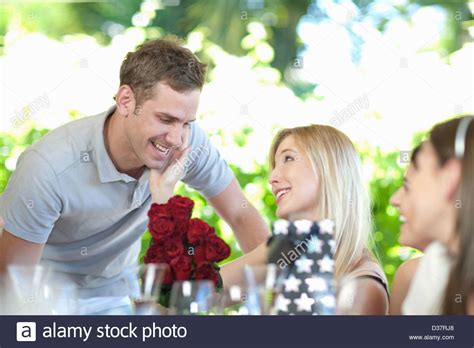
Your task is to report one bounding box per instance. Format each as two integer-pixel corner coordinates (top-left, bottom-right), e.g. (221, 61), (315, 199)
(275, 207), (289, 220)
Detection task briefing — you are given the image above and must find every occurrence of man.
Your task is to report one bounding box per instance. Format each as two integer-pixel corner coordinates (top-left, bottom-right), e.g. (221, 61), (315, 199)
(0, 37), (269, 313)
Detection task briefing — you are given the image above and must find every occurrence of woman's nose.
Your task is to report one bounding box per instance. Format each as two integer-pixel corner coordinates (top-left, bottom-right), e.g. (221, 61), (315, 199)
(268, 168), (280, 186)
(390, 187), (402, 207)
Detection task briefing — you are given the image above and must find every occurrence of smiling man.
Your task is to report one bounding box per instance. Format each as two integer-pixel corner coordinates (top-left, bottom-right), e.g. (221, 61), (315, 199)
(0, 37), (269, 314)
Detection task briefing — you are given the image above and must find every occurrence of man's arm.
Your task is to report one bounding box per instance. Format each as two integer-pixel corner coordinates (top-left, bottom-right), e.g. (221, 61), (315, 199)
(0, 229), (44, 274)
(0, 149), (62, 274)
(208, 178), (270, 253)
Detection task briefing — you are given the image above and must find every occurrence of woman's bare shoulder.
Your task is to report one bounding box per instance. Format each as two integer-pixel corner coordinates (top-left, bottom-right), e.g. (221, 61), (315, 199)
(389, 256), (423, 315)
(393, 257), (422, 285)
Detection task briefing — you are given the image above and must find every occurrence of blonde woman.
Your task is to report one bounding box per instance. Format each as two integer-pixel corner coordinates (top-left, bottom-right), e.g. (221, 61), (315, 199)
(222, 124), (389, 314)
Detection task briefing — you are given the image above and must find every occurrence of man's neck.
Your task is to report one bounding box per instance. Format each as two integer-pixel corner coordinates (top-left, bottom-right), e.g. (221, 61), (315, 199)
(103, 111), (145, 179)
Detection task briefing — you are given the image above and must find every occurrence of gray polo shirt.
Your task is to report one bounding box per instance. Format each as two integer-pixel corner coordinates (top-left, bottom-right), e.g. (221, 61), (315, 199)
(0, 107), (234, 297)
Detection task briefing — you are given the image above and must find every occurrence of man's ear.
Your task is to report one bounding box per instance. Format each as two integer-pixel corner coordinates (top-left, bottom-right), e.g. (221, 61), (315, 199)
(115, 85), (136, 117)
(441, 158), (462, 201)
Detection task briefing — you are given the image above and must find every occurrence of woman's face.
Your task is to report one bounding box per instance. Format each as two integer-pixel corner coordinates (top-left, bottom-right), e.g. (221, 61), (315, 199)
(269, 135), (320, 220)
(392, 142), (459, 248)
(390, 162), (432, 250)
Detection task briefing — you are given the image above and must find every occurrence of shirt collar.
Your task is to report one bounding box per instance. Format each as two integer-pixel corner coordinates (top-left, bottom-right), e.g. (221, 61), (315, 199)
(93, 106), (139, 184)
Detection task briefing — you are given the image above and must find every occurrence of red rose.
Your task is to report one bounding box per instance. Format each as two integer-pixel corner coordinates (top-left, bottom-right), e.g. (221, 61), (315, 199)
(194, 262), (219, 286)
(164, 238), (185, 259)
(148, 203), (176, 241)
(162, 266), (174, 286)
(205, 235), (231, 262)
(168, 196), (194, 221)
(148, 203), (171, 219)
(187, 218), (213, 245)
(148, 217), (174, 242)
(144, 244), (167, 264)
(174, 220), (189, 241)
(170, 255), (193, 280)
(193, 245), (207, 263)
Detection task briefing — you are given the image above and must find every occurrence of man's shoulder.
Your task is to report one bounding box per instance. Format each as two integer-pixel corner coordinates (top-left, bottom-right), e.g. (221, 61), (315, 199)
(25, 112), (106, 175)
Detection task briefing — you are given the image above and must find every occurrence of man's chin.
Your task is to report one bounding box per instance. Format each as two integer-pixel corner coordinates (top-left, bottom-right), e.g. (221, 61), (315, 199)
(145, 159), (166, 171)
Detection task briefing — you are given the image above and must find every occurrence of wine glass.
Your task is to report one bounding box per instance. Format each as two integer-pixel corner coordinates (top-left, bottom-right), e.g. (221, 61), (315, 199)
(6, 264), (78, 315)
(213, 285), (250, 315)
(132, 263), (169, 315)
(168, 280), (215, 315)
(242, 264), (287, 315)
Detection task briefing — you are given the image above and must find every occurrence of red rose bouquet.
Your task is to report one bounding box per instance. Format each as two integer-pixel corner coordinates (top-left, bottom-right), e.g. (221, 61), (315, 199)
(144, 195), (231, 307)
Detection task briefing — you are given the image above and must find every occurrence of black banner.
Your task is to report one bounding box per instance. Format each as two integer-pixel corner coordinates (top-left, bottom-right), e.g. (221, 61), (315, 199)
(1, 316), (473, 347)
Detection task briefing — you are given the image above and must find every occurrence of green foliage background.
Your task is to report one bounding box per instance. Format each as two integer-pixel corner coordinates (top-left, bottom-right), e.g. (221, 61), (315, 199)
(1, 0), (470, 287)
(0, 124), (426, 286)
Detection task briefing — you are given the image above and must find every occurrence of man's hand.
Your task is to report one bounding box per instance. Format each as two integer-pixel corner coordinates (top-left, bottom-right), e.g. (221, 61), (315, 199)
(149, 126), (191, 204)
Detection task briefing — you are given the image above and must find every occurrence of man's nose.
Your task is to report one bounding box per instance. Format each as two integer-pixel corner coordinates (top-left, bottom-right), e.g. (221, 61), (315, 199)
(166, 126), (183, 147)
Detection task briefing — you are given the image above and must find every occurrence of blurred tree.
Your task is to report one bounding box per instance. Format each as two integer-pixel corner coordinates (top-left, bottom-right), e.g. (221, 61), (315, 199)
(0, 0), (470, 286)
(1, 0), (470, 78)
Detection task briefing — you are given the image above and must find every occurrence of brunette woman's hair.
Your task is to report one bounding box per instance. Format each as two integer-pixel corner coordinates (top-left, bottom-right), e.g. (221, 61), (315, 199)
(430, 115), (474, 314)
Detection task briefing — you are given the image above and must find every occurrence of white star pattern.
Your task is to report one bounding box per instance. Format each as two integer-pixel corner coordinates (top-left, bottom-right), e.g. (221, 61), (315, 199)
(305, 276), (328, 292)
(284, 274), (302, 292)
(294, 293), (315, 312)
(276, 294), (291, 312)
(274, 220), (290, 235)
(319, 219), (334, 235)
(328, 239), (336, 254)
(295, 255), (314, 273)
(317, 254), (334, 273)
(308, 235), (324, 254)
(272, 219), (337, 315)
(294, 220), (312, 235)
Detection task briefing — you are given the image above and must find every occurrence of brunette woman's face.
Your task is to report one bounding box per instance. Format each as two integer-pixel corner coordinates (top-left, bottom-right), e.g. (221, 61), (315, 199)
(268, 135), (320, 220)
(390, 162), (432, 250)
(396, 142), (460, 247)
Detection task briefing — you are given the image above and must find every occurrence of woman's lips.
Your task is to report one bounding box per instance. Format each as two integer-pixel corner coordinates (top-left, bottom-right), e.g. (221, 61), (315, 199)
(276, 189), (291, 205)
(399, 215), (406, 224)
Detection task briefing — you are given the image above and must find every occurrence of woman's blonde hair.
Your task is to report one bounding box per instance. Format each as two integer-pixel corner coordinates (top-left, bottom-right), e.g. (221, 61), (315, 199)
(269, 124), (372, 279)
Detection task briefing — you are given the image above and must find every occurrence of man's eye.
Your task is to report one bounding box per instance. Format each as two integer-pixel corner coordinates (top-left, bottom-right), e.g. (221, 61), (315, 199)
(160, 118), (173, 124)
(284, 155), (294, 162)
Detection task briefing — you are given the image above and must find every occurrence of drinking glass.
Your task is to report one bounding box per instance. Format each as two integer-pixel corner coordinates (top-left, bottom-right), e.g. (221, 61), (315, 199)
(168, 280), (215, 315)
(132, 263), (169, 315)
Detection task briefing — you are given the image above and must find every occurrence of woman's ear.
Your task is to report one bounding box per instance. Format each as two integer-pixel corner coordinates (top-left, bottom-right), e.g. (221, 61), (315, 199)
(440, 158), (462, 201)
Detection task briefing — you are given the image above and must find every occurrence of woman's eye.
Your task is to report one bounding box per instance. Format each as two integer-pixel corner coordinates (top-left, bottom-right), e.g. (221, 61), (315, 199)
(284, 155), (294, 162)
